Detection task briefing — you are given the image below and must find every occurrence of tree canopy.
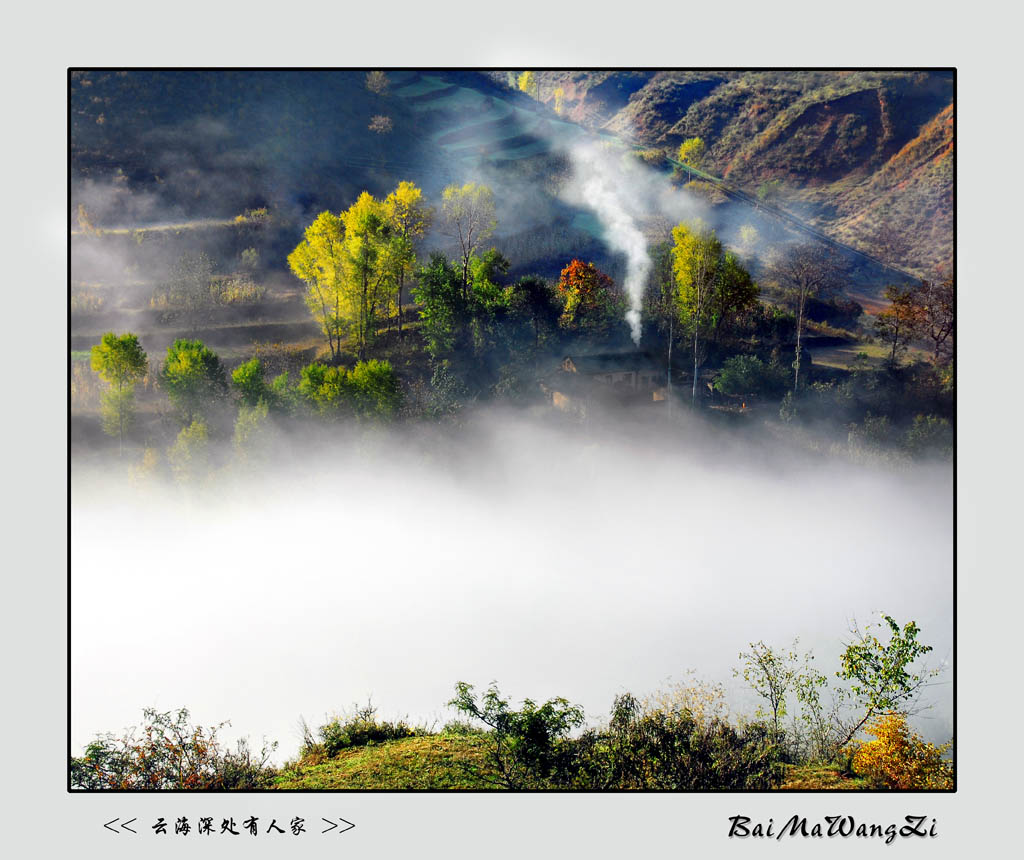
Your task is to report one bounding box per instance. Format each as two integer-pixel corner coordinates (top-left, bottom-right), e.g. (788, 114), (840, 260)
(160, 339), (227, 425)
(90, 332), (148, 454)
(557, 259), (624, 339)
(441, 182), (497, 295)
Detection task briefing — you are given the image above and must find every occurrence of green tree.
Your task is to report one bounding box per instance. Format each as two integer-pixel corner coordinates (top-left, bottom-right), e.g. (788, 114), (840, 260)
(714, 354), (787, 398)
(904, 414), (953, 459)
(505, 276), (562, 348)
(441, 183), (497, 298)
(466, 248), (511, 358)
(736, 641), (802, 746)
(160, 339), (227, 426)
(90, 332), (148, 455)
(167, 419), (211, 483)
(233, 399), (275, 466)
(710, 251), (759, 340)
(231, 357), (268, 407)
(414, 254), (468, 360)
(836, 614), (940, 749)
(449, 681), (585, 789)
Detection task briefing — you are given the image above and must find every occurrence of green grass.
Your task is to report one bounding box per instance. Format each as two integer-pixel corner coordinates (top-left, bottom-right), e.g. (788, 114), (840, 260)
(780, 764), (870, 790)
(273, 734), (498, 790)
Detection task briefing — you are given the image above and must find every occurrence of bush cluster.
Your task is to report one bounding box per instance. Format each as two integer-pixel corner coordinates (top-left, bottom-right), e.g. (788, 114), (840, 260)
(850, 714), (953, 790)
(449, 684), (783, 790)
(70, 707), (277, 790)
(306, 704), (420, 759)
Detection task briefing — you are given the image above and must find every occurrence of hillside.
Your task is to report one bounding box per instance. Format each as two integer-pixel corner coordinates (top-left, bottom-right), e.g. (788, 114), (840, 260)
(71, 70), (435, 221)
(270, 733), (869, 791)
(526, 70), (953, 277)
(72, 69), (931, 297)
(273, 735), (498, 790)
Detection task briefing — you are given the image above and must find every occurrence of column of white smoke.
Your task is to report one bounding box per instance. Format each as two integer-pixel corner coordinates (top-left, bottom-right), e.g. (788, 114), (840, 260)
(571, 144), (652, 345)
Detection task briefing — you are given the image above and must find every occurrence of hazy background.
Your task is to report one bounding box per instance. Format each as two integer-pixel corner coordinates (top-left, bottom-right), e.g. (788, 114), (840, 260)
(71, 409), (953, 760)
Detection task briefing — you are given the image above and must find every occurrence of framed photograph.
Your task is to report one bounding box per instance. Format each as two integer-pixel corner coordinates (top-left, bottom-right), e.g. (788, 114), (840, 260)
(15, 4), (999, 854)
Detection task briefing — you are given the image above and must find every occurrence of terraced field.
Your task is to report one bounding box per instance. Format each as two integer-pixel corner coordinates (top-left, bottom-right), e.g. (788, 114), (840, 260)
(391, 72), (611, 165)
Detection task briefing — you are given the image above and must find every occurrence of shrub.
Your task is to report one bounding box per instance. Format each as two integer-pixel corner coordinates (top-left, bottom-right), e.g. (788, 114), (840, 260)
(298, 359), (401, 420)
(449, 682), (585, 789)
(212, 275), (266, 305)
(847, 412), (892, 450)
(441, 719), (487, 737)
(70, 707), (277, 790)
(851, 714), (953, 790)
(571, 693), (784, 790)
(314, 704), (419, 758)
(714, 354), (788, 398)
(450, 681), (783, 790)
(348, 359), (402, 420)
(904, 414), (953, 459)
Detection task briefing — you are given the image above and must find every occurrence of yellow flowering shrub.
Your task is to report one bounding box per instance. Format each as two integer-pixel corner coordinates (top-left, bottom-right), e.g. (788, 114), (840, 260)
(851, 714), (953, 790)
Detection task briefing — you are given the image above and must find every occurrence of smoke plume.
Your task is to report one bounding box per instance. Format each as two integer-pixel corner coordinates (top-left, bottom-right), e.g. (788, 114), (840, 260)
(565, 143), (652, 344)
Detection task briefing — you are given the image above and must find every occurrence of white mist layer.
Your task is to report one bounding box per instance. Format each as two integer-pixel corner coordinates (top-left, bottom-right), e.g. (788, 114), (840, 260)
(71, 414), (953, 759)
(567, 144), (652, 344)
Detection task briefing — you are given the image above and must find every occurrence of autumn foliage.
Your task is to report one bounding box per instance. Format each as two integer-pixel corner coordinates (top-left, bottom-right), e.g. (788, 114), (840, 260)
(851, 714), (953, 790)
(556, 259), (623, 337)
(70, 707), (277, 790)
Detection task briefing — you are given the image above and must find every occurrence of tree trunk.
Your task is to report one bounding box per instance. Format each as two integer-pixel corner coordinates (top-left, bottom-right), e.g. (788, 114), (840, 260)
(666, 312), (673, 416)
(793, 292), (806, 392)
(118, 378), (123, 458)
(692, 328), (699, 402)
(397, 271), (404, 340)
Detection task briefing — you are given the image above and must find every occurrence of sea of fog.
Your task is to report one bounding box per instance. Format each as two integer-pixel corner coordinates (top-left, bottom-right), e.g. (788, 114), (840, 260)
(71, 410), (954, 760)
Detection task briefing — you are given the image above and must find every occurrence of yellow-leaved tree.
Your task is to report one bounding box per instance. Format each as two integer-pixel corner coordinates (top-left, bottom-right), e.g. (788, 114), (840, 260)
(517, 70), (539, 98)
(677, 137), (707, 180)
(339, 192), (393, 360)
(440, 182), (497, 298)
(288, 211), (347, 362)
(383, 181), (432, 339)
(553, 87), (565, 115)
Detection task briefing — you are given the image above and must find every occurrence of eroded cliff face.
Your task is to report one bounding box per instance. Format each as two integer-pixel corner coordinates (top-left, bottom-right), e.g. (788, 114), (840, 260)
(530, 71), (953, 277)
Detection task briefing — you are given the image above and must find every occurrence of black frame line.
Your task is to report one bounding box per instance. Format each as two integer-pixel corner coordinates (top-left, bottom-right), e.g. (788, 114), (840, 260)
(67, 65), (956, 794)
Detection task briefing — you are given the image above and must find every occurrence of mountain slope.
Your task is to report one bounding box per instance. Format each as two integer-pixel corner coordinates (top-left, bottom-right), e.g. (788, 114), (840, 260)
(528, 70), (953, 277)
